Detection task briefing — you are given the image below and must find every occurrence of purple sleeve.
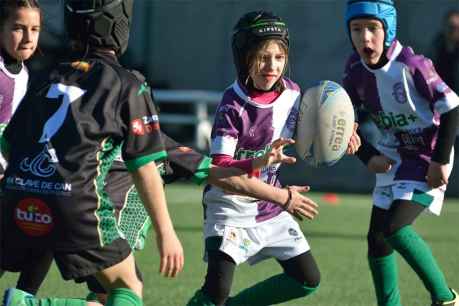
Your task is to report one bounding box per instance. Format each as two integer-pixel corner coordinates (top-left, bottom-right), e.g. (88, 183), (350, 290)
(211, 92), (241, 140)
(342, 54), (363, 119)
(411, 56), (453, 105)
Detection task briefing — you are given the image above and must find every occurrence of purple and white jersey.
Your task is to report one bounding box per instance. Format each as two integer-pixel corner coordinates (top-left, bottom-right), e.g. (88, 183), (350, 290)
(0, 55), (29, 170)
(204, 79), (300, 227)
(343, 40), (459, 186)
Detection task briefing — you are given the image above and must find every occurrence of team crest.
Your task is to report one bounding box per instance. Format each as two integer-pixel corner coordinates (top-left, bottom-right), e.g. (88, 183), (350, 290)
(392, 82), (407, 104)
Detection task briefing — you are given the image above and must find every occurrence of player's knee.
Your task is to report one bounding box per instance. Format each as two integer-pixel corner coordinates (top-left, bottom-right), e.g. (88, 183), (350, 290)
(367, 230), (392, 257)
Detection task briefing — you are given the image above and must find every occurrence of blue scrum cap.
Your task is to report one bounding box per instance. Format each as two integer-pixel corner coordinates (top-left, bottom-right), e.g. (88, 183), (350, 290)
(345, 0), (397, 47)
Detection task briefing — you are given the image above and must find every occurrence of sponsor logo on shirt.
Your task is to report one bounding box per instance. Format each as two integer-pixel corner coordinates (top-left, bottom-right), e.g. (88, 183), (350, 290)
(392, 82), (407, 104)
(235, 145), (270, 160)
(131, 115), (160, 136)
(14, 197), (54, 236)
(4, 176), (72, 195)
(372, 112), (417, 129)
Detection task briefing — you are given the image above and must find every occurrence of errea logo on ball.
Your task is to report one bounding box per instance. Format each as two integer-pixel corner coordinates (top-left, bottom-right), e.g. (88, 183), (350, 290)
(14, 198), (54, 236)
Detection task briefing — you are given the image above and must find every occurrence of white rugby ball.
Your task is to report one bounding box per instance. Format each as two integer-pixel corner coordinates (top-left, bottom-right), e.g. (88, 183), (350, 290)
(295, 80), (355, 167)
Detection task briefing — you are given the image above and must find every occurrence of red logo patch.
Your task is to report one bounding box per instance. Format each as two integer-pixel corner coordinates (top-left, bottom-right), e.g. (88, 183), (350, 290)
(131, 119), (145, 135)
(14, 198), (54, 236)
(131, 115), (160, 136)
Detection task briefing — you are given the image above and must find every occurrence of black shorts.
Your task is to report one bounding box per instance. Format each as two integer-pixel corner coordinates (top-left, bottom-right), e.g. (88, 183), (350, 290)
(1, 238), (131, 280)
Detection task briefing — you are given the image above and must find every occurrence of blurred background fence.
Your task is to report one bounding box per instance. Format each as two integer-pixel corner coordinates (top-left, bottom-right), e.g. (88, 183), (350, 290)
(33, 0), (459, 196)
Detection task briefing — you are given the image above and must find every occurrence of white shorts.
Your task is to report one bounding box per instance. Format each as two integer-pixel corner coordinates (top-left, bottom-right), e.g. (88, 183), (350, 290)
(203, 214), (310, 265)
(373, 181), (446, 215)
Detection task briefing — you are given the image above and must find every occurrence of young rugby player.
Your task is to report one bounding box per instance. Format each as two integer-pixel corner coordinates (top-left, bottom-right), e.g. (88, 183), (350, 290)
(187, 11), (324, 306)
(343, 1), (459, 305)
(0, 0), (41, 176)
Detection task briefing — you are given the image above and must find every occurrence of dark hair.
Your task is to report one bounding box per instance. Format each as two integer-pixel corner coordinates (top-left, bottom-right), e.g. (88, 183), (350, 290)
(0, 0), (42, 28)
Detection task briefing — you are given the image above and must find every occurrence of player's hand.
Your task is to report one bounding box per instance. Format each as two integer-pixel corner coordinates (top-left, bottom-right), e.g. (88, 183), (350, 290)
(367, 155), (396, 173)
(283, 186), (318, 221)
(156, 230), (184, 278)
(426, 161), (449, 188)
(253, 138), (296, 169)
(346, 123), (361, 155)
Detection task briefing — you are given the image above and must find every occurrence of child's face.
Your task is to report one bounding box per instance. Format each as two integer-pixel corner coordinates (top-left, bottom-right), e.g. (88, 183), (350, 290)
(0, 7), (41, 61)
(249, 41), (286, 91)
(350, 18), (385, 66)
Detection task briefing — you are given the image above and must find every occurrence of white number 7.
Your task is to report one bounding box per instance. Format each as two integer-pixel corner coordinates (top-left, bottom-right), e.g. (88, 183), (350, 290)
(40, 83), (86, 143)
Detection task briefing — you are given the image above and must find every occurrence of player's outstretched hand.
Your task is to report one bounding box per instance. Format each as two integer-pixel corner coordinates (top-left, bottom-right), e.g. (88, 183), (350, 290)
(368, 155), (396, 173)
(346, 123), (361, 155)
(426, 161), (449, 188)
(253, 138), (296, 169)
(283, 186), (318, 221)
(156, 230), (184, 278)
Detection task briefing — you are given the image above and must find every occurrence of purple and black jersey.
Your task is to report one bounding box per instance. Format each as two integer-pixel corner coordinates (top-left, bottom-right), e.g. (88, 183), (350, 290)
(204, 79), (300, 227)
(1, 52), (166, 251)
(0, 55), (29, 173)
(343, 40), (459, 186)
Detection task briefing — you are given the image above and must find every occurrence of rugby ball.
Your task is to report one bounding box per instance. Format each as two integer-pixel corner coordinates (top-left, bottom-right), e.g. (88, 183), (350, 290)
(295, 80), (355, 167)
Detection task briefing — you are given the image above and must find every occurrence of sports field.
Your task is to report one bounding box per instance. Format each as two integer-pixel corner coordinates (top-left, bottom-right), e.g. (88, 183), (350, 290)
(1, 183), (458, 305)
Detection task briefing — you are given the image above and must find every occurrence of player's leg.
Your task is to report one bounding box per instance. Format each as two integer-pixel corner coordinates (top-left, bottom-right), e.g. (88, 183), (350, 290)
(368, 187), (401, 306)
(384, 199), (455, 304)
(85, 259), (144, 305)
(187, 238), (237, 306)
(93, 252), (143, 306)
(16, 250), (54, 295)
(227, 251), (319, 306)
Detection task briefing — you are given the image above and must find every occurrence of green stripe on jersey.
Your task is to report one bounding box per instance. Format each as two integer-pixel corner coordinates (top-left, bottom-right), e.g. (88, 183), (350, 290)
(192, 156), (212, 185)
(125, 150), (167, 172)
(411, 189), (434, 207)
(95, 138), (123, 247)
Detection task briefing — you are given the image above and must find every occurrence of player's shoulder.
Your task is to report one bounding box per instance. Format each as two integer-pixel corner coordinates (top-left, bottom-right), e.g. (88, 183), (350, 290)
(221, 82), (246, 107)
(397, 46), (435, 75)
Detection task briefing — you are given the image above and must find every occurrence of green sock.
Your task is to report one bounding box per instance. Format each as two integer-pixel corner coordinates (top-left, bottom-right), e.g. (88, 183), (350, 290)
(186, 289), (216, 306)
(26, 298), (86, 306)
(368, 253), (402, 306)
(386, 225), (453, 302)
(3, 288), (85, 306)
(106, 288), (142, 306)
(227, 273), (318, 306)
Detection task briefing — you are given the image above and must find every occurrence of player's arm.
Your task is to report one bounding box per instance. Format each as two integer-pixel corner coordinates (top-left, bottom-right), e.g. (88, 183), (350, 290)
(410, 57), (459, 187)
(427, 106), (459, 187)
(207, 167), (318, 220)
(121, 77), (183, 277)
(130, 161), (184, 277)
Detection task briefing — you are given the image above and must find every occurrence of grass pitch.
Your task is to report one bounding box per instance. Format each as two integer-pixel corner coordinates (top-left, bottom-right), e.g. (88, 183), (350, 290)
(1, 183), (458, 305)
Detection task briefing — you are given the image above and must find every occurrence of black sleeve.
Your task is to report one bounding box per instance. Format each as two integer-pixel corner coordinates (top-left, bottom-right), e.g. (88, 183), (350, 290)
(161, 133), (211, 184)
(432, 106), (459, 164)
(355, 129), (381, 165)
(119, 79), (167, 171)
